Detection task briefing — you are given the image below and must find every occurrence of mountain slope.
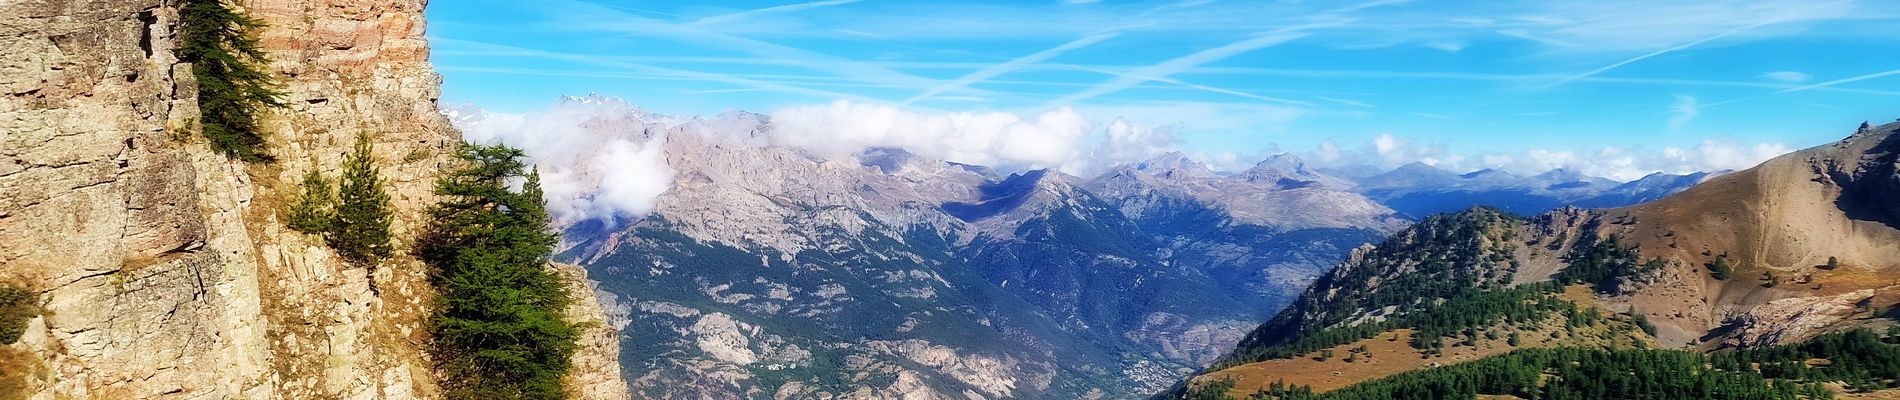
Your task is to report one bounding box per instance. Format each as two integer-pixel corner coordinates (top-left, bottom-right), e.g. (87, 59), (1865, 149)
(1614, 121), (1900, 346)
(1179, 121), (1900, 399)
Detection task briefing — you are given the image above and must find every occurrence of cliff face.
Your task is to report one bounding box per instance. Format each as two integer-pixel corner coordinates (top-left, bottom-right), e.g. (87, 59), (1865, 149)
(0, 0), (625, 399)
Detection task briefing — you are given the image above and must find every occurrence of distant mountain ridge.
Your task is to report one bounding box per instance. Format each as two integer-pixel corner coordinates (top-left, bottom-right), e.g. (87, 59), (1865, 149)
(1347, 161), (1715, 217)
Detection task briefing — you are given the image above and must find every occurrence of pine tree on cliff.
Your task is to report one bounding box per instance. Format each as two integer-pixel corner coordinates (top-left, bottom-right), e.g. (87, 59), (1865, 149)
(330, 133), (393, 262)
(0, 285), (36, 344)
(178, 0), (284, 162)
(420, 144), (575, 399)
(287, 167), (335, 233)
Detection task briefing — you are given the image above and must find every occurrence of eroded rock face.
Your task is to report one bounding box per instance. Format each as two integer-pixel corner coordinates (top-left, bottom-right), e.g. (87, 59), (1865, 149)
(1725, 290), (1877, 348)
(0, 1), (624, 398)
(553, 263), (634, 400)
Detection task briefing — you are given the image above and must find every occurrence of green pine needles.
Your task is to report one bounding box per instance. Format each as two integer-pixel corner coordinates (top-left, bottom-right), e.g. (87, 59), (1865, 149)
(0, 285), (36, 345)
(331, 134), (395, 261)
(420, 143), (576, 399)
(286, 134), (393, 264)
(288, 167), (335, 233)
(178, 0), (284, 162)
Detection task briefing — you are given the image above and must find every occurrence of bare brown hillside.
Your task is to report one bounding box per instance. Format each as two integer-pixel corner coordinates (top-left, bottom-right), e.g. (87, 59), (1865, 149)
(1610, 121), (1900, 347)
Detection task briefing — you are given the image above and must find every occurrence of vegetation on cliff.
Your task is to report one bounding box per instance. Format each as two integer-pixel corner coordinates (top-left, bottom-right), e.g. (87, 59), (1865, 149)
(0, 285), (34, 345)
(285, 134), (393, 264)
(330, 134), (394, 262)
(178, 0), (284, 162)
(419, 143), (577, 399)
(287, 167), (335, 233)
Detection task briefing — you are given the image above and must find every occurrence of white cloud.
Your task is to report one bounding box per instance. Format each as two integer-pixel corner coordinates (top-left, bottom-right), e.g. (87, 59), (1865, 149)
(1099, 119), (1178, 165)
(1761, 70), (1812, 83)
(446, 97), (1279, 223)
(1291, 133), (1791, 181)
(769, 100), (1183, 174)
(1372, 133), (1400, 156)
(1668, 95), (1699, 130)
(448, 95), (1798, 226)
(447, 98), (675, 226)
(1423, 40), (1467, 52)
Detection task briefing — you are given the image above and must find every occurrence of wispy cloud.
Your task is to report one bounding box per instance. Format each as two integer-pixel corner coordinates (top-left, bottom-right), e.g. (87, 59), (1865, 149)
(433, 38), (878, 101)
(554, 0), (961, 96)
(1047, 31), (1312, 106)
(1777, 68), (1900, 93)
(1069, 65), (1314, 105)
(903, 32), (1122, 105)
(1044, 0), (1412, 106)
(1545, 19), (1789, 88)
(1315, 96), (1376, 108)
(1668, 95), (1698, 130)
(1761, 71), (1813, 83)
(691, 0), (865, 27)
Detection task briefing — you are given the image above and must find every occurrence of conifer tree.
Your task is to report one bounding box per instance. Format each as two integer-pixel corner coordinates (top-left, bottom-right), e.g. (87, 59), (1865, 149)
(1707, 255), (1733, 280)
(420, 143), (574, 400)
(178, 0), (284, 162)
(287, 167), (335, 233)
(0, 285), (36, 344)
(330, 133), (393, 262)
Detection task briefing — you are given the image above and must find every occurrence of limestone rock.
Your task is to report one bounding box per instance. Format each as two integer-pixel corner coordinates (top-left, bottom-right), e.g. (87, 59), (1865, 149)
(1725, 289), (1877, 348)
(0, 0), (624, 398)
(552, 263), (632, 400)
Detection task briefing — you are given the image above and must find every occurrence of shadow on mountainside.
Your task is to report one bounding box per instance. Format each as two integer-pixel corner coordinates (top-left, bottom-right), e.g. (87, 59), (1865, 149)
(1832, 127), (1900, 231)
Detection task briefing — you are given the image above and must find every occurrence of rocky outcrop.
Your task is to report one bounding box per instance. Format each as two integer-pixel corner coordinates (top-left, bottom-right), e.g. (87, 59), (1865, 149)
(1724, 289), (1876, 348)
(0, 0), (622, 398)
(552, 263), (632, 400)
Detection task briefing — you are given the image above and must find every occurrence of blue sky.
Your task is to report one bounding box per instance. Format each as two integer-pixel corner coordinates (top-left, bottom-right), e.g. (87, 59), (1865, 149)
(428, 0), (1900, 179)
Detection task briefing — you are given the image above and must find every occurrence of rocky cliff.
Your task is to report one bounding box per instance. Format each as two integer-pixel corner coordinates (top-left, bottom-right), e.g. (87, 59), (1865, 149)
(0, 0), (624, 398)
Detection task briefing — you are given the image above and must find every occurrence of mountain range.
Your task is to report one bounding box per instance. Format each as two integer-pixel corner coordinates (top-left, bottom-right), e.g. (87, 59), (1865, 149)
(1175, 120), (1900, 399)
(1349, 162), (1728, 218)
(452, 97), (1725, 399)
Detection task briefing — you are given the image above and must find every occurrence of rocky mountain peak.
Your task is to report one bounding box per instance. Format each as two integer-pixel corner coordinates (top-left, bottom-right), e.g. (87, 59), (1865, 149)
(1533, 167), (1583, 182)
(1136, 151), (1216, 179)
(1242, 153), (1350, 189)
(1382, 161), (1457, 181)
(1460, 167), (1518, 180)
